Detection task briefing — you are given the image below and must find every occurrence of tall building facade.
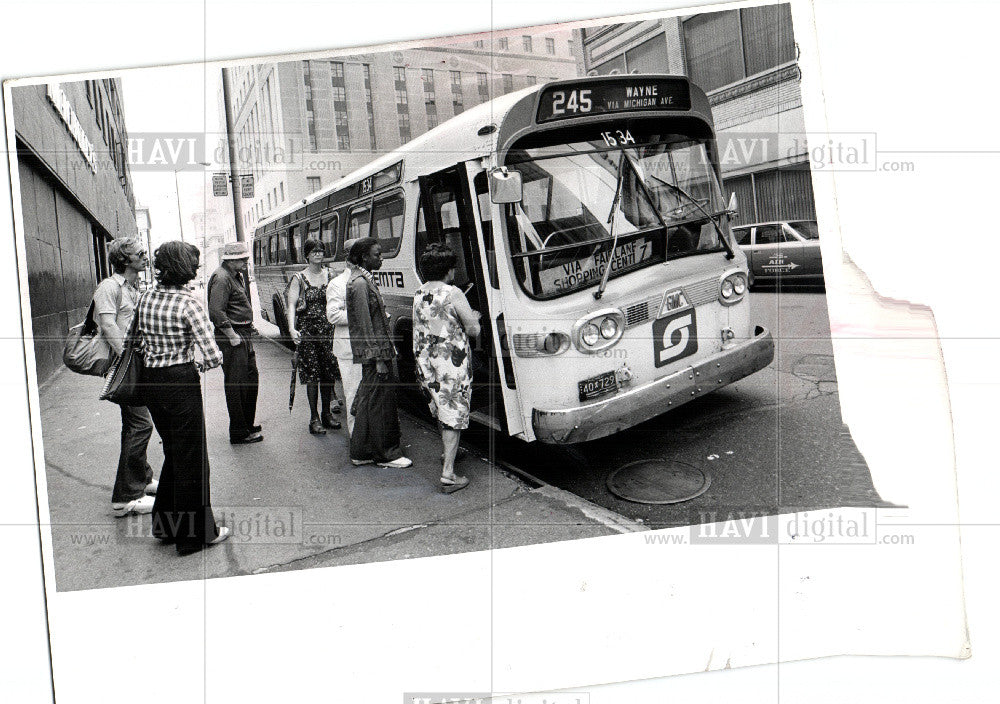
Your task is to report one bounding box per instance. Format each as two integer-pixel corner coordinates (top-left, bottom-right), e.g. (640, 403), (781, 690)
(220, 30), (578, 241)
(12, 79), (137, 382)
(577, 4), (815, 225)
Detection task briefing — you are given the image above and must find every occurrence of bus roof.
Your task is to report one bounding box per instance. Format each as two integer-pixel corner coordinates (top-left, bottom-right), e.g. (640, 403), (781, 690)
(254, 74), (712, 234)
(255, 85), (538, 233)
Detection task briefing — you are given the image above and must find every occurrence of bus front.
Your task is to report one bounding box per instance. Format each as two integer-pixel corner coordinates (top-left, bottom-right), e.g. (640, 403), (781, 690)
(490, 75), (774, 443)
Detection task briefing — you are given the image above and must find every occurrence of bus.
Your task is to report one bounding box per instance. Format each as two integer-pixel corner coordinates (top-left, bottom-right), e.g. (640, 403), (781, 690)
(251, 74), (774, 444)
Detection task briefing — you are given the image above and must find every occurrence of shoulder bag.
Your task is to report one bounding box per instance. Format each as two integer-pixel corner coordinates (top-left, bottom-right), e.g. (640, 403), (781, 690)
(63, 301), (114, 376)
(99, 299), (145, 406)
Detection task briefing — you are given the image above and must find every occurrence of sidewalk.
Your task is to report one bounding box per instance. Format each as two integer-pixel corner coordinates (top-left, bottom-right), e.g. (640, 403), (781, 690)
(37, 333), (635, 592)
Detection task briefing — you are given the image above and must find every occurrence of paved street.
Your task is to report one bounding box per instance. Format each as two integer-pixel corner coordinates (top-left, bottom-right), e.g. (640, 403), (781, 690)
(39, 289), (885, 591)
(458, 290), (888, 526)
(39, 336), (630, 592)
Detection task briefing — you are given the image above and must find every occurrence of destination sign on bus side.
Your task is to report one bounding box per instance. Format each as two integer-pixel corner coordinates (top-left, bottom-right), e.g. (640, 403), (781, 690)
(536, 78), (691, 123)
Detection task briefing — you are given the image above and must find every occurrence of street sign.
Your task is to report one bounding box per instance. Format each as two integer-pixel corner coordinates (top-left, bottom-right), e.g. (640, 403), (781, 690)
(240, 174), (254, 199)
(212, 173), (228, 197)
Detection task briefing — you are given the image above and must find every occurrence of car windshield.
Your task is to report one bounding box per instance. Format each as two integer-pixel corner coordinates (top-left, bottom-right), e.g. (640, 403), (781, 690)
(504, 136), (728, 299)
(790, 221), (819, 240)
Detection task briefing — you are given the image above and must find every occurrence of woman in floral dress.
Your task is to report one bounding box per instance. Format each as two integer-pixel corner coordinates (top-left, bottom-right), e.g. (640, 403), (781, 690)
(412, 243), (481, 493)
(288, 238), (341, 435)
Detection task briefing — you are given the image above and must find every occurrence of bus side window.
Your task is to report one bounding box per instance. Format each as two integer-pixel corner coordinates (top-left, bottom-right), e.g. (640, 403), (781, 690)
(268, 234), (277, 264)
(333, 208), (348, 261)
(348, 203), (372, 241)
(371, 193), (404, 257)
(253, 240), (260, 266)
(307, 219), (321, 248)
(278, 231), (288, 264)
(320, 215), (338, 258)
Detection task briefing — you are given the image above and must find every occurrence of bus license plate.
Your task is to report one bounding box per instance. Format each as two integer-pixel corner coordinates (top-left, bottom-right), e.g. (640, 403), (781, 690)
(579, 370), (618, 402)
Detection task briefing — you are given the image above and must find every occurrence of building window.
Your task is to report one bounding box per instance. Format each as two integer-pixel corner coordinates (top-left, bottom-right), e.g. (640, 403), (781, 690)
(362, 64), (376, 151)
(526, 75), (536, 85)
(330, 61), (350, 151)
(722, 164), (815, 225)
(683, 5), (795, 92)
(308, 176), (322, 193)
(592, 36), (668, 76)
(477, 72), (489, 101)
(450, 71), (464, 114)
(280, 182), (285, 202)
(474, 39), (484, 49)
(422, 68), (437, 129)
(395, 67), (411, 142)
(498, 37), (508, 51)
(502, 74), (513, 94)
(546, 37), (556, 55)
(522, 35), (533, 52)
(303, 61), (318, 151)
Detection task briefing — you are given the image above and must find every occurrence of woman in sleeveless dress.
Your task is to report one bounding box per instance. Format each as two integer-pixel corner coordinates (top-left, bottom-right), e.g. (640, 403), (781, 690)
(288, 238), (342, 435)
(412, 243), (481, 493)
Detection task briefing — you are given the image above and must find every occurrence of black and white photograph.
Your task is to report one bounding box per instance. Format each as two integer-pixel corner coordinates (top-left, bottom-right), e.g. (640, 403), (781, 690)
(0, 0), (991, 702)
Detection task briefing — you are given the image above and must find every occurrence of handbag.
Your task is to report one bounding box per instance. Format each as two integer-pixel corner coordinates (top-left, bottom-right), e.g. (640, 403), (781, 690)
(63, 301), (114, 376)
(99, 304), (145, 406)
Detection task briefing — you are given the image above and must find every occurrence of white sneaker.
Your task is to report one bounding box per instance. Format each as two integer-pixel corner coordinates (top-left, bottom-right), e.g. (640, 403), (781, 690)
(377, 456), (413, 469)
(112, 495), (155, 518)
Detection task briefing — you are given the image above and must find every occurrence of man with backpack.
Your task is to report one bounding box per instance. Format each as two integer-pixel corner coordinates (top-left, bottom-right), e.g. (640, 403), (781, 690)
(93, 237), (157, 517)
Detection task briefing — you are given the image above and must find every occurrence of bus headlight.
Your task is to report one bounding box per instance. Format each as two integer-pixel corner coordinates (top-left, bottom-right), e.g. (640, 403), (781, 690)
(573, 309), (625, 353)
(512, 331), (570, 357)
(719, 271), (748, 306)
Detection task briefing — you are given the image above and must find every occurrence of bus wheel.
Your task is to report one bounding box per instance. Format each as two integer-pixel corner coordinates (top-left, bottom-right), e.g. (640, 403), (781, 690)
(271, 294), (295, 351)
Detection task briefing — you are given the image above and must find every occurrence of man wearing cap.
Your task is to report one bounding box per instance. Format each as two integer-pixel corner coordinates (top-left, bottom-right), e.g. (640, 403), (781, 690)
(326, 238), (362, 435)
(208, 242), (262, 444)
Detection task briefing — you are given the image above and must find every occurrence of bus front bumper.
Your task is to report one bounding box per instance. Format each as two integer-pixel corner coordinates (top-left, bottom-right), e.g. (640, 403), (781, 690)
(532, 325), (775, 444)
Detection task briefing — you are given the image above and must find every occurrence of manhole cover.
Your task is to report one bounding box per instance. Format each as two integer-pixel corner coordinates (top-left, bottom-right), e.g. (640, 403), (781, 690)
(607, 459), (711, 505)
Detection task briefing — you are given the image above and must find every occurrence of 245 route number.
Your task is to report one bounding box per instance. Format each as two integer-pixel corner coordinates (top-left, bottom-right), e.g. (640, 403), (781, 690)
(550, 89), (592, 116)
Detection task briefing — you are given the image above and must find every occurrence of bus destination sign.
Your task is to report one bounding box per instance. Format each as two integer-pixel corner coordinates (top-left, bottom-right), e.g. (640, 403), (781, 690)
(536, 78), (691, 123)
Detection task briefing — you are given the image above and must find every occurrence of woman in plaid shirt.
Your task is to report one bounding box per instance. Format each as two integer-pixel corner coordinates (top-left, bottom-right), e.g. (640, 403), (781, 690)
(136, 241), (229, 555)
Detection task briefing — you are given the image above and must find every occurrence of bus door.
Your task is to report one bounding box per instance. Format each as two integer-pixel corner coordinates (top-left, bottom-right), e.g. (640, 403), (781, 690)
(416, 166), (525, 437)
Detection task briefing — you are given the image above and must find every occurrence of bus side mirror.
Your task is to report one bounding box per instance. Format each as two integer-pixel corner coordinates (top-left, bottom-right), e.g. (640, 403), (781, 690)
(727, 192), (739, 215)
(490, 169), (522, 204)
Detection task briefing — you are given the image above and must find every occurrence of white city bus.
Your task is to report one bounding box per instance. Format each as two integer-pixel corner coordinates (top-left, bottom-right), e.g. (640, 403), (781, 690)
(252, 74), (774, 444)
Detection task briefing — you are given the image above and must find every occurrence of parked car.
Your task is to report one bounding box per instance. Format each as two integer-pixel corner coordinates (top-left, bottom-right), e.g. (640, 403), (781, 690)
(732, 220), (824, 288)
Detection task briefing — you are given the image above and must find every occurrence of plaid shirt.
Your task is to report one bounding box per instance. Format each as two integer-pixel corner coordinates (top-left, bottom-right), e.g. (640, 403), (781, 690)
(136, 286), (223, 369)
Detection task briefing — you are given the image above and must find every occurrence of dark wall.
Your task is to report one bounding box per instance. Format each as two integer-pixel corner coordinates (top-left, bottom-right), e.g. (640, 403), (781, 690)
(19, 162), (99, 381)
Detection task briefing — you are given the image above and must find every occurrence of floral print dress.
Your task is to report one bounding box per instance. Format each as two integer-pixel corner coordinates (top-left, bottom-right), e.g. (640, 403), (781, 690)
(296, 271), (340, 384)
(412, 282), (473, 430)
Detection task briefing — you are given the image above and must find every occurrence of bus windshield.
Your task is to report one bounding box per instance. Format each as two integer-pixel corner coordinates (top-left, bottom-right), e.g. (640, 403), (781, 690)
(504, 136), (727, 299)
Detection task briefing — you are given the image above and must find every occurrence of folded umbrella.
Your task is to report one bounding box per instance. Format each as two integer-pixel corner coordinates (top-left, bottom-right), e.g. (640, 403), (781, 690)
(289, 349), (298, 412)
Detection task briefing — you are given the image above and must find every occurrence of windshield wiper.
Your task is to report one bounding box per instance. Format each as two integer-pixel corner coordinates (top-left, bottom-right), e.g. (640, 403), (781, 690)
(594, 151), (669, 300)
(647, 170), (735, 260)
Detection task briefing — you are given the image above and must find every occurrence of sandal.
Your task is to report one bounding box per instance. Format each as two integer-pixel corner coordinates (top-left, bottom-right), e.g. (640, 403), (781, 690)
(440, 475), (470, 494)
(309, 419), (327, 435)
